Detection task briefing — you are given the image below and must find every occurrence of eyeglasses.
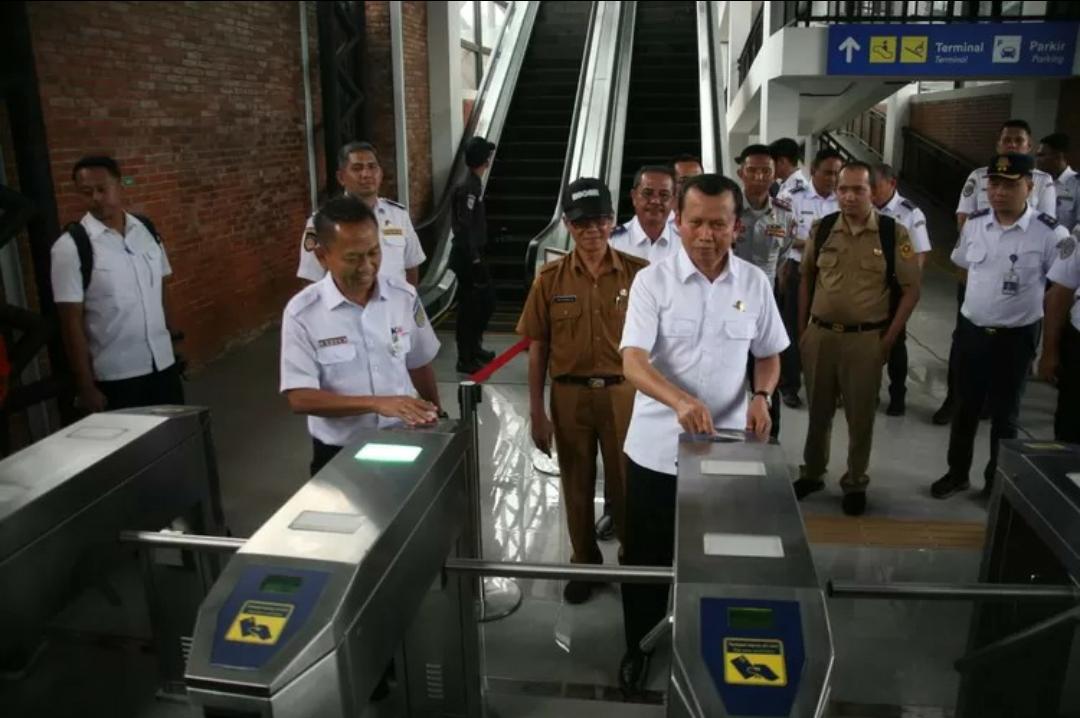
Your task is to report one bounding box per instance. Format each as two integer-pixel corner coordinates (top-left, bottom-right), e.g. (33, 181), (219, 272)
(638, 189), (673, 203)
(569, 217), (611, 230)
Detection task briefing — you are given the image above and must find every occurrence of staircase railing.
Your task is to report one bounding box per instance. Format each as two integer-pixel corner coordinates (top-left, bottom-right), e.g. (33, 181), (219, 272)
(900, 127), (975, 209)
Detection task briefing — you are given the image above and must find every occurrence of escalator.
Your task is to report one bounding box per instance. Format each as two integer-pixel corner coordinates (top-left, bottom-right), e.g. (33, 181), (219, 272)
(473, 1), (591, 332)
(617, 0), (701, 223)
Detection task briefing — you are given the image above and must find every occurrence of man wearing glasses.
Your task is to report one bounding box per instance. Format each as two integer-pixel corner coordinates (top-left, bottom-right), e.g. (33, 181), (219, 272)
(610, 165), (681, 264)
(517, 178), (648, 605)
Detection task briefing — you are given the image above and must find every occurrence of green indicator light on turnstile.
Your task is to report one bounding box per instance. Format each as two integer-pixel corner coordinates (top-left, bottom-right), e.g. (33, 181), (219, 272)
(729, 607), (775, 630)
(355, 443), (423, 463)
(260, 574), (303, 594)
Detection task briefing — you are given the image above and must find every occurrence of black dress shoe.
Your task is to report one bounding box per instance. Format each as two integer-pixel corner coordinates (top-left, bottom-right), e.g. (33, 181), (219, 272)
(595, 512), (615, 542)
(841, 492), (867, 516)
(931, 400), (954, 426)
(563, 580), (594, 604)
(618, 649), (652, 697)
(476, 348), (496, 363)
(885, 398), (905, 416)
(456, 357), (485, 374)
(793, 478), (825, 500)
(931, 473), (970, 499)
(782, 392), (803, 409)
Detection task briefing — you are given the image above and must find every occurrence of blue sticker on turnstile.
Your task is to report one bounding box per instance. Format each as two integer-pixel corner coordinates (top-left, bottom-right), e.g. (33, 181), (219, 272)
(210, 565), (330, 669)
(701, 598), (805, 716)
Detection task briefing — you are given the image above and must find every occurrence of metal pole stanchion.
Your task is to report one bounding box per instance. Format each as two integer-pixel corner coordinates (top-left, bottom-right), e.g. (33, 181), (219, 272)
(457, 380), (522, 622)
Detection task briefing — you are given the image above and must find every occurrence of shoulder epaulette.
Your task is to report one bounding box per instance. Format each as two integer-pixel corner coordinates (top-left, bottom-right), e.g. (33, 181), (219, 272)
(788, 186), (805, 195)
(538, 256), (567, 275)
(381, 197), (406, 210)
(969, 208), (991, 219)
(384, 274), (418, 296)
(615, 249), (648, 268)
(771, 196), (792, 211)
(900, 199), (916, 211)
(285, 286), (321, 316)
(1037, 212), (1059, 228)
(612, 223), (629, 235)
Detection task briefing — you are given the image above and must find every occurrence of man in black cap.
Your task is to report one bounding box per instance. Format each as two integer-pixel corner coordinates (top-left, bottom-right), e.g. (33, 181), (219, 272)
(517, 178), (648, 604)
(931, 153), (1070, 499)
(451, 136), (498, 373)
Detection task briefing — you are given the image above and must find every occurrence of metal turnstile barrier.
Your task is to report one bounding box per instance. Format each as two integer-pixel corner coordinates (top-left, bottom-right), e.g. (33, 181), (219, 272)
(0, 405), (223, 673)
(829, 440), (1080, 717)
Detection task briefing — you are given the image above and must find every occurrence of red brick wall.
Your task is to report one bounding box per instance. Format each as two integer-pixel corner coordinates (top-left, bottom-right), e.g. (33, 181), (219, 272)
(909, 93), (1012, 165)
(1056, 78), (1080, 170)
(27, 1), (322, 367)
(364, 1), (432, 220)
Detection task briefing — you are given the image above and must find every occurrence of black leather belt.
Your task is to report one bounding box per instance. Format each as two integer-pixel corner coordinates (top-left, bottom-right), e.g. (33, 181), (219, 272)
(554, 375), (625, 388)
(810, 316), (889, 333)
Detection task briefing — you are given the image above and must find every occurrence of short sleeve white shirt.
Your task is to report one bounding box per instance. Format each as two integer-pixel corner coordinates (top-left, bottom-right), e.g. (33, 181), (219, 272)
(620, 247), (789, 475)
(609, 215), (682, 264)
(1053, 166), (1080, 232)
(952, 207), (1068, 327)
(279, 273), (440, 446)
(785, 184), (839, 263)
(879, 192), (932, 254)
(296, 197), (427, 283)
(50, 212), (175, 381)
(1047, 226), (1080, 331)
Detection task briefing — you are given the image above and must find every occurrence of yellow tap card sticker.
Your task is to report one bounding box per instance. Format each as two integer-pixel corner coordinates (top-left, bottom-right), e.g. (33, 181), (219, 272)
(225, 600), (294, 645)
(723, 638), (788, 687)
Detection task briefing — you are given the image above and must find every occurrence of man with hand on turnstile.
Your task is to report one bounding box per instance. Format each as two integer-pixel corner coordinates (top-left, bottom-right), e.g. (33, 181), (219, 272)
(617, 174), (788, 695)
(280, 196), (443, 478)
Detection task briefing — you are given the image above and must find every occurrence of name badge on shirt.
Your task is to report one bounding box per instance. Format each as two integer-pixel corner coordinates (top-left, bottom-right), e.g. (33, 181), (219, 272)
(383, 227), (404, 236)
(1002, 270), (1020, 296)
(553, 295), (577, 304)
(317, 336), (349, 348)
(390, 326), (407, 356)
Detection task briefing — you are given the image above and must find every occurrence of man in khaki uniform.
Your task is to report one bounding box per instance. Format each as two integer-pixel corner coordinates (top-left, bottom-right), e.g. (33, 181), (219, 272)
(518, 178), (648, 604)
(794, 161), (922, 515)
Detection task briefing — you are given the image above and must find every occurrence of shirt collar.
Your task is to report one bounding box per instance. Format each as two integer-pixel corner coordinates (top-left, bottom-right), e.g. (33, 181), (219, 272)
(571, 244), (623, 275)
(989, 205), (1034, 232)
(82, 211), (134, 239)
(1060, 166), (1078, 185)
(836, 210), (879, 236)
(674, 244), (738, 284)
(882, 192), (902, 214)
(806, 182), (833, 202)
(629, 215), (675, 246)
(318, 272), (384, 310)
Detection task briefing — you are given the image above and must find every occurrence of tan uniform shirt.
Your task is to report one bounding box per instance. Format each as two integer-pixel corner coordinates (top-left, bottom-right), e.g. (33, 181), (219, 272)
(517, 247), (648, 377)
(802, 210), (921, 325)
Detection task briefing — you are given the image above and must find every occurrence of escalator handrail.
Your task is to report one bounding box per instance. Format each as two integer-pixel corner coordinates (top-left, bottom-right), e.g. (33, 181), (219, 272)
(696, 1), (725, 173)
(600, 0), (637, 218)
(522, 0), (602, 284)
(414, 1), (539, 316)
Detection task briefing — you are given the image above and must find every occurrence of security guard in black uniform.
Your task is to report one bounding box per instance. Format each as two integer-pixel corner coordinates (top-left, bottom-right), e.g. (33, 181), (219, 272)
(931, 154), (1070, 499)
(451, 137), (498, 373)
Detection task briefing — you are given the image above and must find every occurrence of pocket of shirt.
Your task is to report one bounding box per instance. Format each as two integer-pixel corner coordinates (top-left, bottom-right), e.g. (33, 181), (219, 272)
(816, 250), (840, 269)
(859, 254), (887, 274)
(660, 316), (697, 338)
(1015, 249), (1045, 282)
(964, 243), (988, 266)
(316, 343), (357, 364)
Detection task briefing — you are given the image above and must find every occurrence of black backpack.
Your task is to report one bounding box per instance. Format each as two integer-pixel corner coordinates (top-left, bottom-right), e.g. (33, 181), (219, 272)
(61, 213), (162, 290)
(809, 211), (901, 312)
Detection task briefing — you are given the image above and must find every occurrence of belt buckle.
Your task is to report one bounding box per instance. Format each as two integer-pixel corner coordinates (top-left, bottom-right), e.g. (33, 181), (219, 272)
(832, 323), (845, 333)
(587, 378), (605, 389)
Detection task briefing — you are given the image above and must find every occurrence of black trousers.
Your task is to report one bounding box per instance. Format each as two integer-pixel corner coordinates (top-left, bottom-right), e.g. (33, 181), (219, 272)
(1056, 324), (1080, 443)
(620, 457), (676, 654)
(778, 259), (802, 397)
(947, 317), (1038, 483)
(941, 282), (966, 407)
(887, 330), (908, 403)
(452, 253), (496, 362)
(747, 353), (781, 439)
(97, 363), (184, 410)
(311, 438), (343, 477)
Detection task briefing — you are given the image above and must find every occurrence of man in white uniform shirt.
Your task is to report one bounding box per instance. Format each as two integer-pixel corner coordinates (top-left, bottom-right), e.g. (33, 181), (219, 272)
(615, 174), (788, 695)
(769, 137), (808, 198)
(931, 154), (1069, 500)
(51, 155), (182, 412)
(871, 163), (931, 416)
(1036, 132), (1079, 231)
(1040, 225), (1080, 443)
(610, 165), (681, 264)
(296, 142), (425, 285)
(281, 196), (442, 477)
(776, 148), (843, 408)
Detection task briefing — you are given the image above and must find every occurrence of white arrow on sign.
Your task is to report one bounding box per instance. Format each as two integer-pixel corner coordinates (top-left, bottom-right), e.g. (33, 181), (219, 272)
(839, 36), (861, 63)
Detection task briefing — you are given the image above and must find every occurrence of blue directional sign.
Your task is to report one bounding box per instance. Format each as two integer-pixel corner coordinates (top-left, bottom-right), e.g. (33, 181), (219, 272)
(827, 22), (1079, 77)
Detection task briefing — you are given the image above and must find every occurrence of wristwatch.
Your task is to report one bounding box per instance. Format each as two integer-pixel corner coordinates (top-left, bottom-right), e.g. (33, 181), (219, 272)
(752, 390), (772, 402)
